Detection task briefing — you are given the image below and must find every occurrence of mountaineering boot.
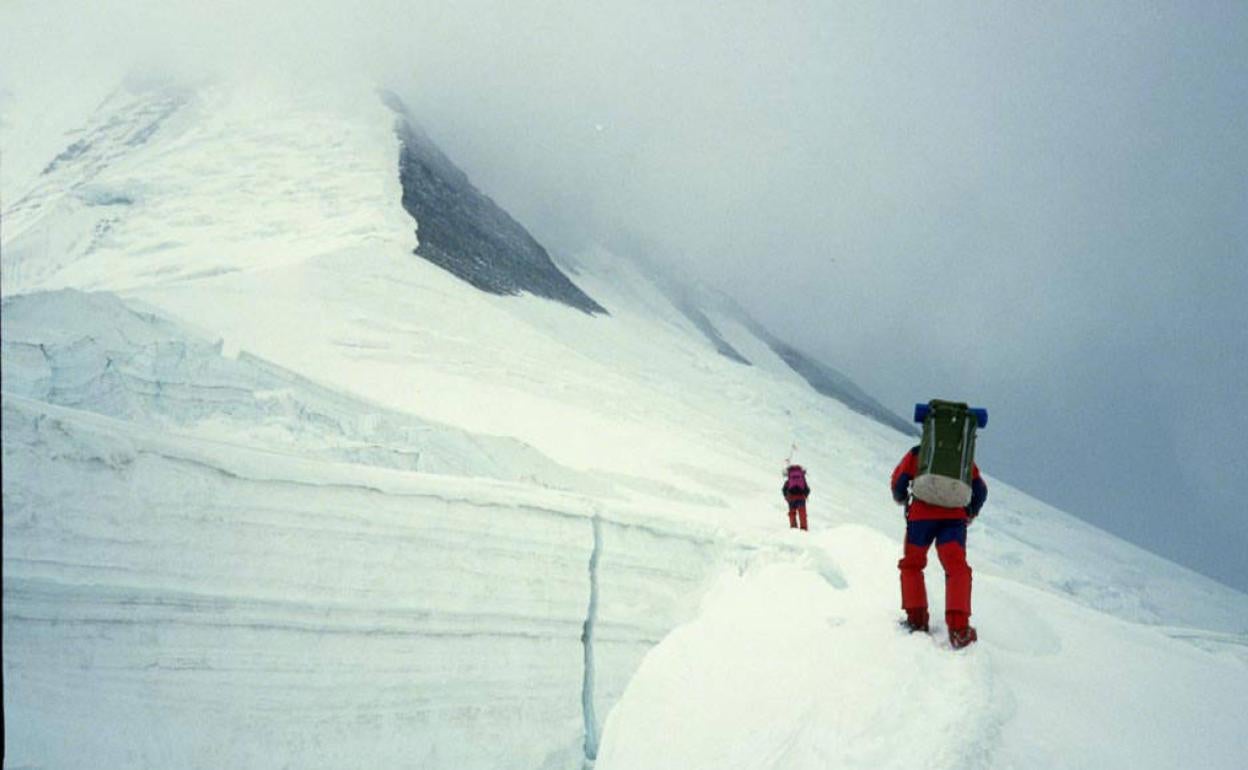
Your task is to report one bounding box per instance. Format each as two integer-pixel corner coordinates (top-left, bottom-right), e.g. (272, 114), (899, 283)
(947, 612), (977, 648)
(903, 608), (930, 633)
(949, 626), (978, 649)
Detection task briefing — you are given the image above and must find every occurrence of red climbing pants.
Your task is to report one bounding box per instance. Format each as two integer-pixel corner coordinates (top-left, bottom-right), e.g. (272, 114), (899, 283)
(787, 497), (808, 530)
(898, 519), (972, 627)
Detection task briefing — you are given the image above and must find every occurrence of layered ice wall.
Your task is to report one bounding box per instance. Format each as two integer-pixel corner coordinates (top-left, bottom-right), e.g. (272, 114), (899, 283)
(4, 393), (592, 768)
(1, 289), (732, 768)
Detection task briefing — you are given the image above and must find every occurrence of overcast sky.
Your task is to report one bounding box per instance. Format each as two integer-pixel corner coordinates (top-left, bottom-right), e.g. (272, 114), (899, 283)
(5, 1), (1246, 591)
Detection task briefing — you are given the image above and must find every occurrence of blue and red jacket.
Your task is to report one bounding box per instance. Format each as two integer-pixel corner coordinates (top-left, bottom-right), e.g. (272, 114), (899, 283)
(891, 446), (987, 521)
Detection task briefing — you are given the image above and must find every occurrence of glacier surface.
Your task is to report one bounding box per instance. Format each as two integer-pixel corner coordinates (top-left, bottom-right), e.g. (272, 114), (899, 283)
(3, 74), (1246, 770)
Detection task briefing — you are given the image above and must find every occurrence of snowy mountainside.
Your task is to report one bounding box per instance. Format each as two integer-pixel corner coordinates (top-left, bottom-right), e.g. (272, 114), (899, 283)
(599, 243), (917, 434)
(3, 74), (1247, 769)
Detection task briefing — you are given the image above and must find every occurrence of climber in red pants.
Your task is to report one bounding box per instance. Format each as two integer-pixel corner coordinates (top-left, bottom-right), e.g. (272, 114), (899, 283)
(891, 446), (987, 649)
(782, 464), (810, 531)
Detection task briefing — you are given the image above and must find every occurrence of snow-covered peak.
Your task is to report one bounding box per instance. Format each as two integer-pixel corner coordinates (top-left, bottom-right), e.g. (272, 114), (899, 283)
(2, 73), (412, 295)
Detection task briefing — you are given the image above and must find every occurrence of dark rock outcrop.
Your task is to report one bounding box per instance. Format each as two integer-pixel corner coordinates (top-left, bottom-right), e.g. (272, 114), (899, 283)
(675, 301), (751, 365)
(384, 93), (605, 315)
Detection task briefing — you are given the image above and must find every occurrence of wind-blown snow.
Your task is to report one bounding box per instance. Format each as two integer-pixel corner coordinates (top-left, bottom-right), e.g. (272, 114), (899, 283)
(3, 73), (1246, 770)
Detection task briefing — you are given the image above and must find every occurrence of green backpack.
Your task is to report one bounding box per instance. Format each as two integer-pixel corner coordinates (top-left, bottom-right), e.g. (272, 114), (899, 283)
(911, 400), (987, 508)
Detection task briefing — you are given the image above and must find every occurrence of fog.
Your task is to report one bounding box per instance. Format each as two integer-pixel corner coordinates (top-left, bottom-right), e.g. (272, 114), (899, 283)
(4, 1), (1246, 591)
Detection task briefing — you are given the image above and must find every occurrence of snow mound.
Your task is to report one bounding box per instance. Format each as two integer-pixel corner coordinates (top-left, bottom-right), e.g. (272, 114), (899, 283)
(596, 526), (1002, 770)
(596, 525), (1247, 770)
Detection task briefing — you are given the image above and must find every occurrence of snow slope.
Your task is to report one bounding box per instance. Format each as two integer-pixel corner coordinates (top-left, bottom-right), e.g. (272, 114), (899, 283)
(3, 73), (1247, 769)
(597, 527), (1247, 770)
